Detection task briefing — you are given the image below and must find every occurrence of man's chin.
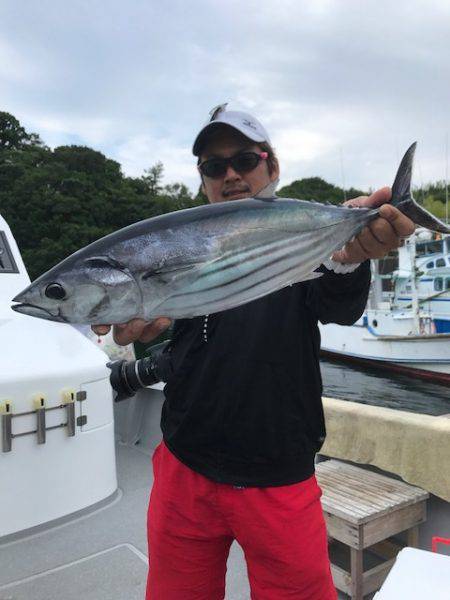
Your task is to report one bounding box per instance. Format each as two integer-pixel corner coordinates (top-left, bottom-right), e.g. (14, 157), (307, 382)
(222, 191), (251, 201)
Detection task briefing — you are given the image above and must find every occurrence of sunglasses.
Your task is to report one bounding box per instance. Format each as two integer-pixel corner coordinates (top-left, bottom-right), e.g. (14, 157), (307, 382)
(198, 151), (268, 179)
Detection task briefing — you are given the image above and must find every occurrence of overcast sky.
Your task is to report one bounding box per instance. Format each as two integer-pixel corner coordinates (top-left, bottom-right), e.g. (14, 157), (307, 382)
(1, 0), (450, 195)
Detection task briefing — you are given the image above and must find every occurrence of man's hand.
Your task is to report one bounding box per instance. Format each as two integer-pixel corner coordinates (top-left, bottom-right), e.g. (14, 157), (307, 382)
(92, 317), (172, 346)
(332, 186), (416, 264)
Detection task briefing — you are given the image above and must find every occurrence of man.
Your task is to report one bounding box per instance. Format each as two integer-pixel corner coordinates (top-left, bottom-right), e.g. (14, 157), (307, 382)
(94, 105), (415, 599)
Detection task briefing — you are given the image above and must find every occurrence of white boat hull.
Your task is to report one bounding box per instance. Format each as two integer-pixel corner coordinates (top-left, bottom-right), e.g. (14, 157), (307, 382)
(320, 312), (450, 384)
(0, 214), (118, 538)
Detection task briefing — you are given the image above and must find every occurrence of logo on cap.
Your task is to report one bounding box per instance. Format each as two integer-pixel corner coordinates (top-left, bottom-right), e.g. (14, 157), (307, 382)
(243, 119), (257, 131)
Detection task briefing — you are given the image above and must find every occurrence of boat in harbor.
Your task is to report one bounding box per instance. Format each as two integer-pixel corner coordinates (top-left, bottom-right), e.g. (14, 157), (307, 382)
(393, 230), (450, 333)
(319, 232), (450, 384)
(320, 306), (450, 384)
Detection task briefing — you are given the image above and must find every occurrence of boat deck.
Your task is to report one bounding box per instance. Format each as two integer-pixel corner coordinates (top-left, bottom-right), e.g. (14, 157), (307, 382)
(0, 392), (377, 600)
(0, 441), (254, 599)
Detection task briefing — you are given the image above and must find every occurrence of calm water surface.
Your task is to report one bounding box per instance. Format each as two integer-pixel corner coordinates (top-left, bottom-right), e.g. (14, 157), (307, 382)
(320, 358), (450, 416)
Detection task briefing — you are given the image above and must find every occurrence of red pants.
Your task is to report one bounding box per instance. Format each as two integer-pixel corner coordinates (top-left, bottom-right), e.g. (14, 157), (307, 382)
(147, 442), (336, 600)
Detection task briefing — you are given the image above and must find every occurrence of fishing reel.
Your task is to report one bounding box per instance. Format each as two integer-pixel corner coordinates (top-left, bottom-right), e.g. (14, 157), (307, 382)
(107, 341), (172, 402)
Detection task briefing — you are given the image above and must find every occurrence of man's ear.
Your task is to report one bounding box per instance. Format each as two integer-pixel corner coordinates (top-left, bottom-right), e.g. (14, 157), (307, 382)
(270, 158), (280, 182)
(197, 165), (206, 194)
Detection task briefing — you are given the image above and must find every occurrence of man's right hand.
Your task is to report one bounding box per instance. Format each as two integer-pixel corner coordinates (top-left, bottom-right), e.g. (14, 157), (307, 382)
(92, 317), (172, 346)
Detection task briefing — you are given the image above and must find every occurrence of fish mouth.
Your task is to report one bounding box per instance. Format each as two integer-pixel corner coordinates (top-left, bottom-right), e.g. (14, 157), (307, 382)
(11, 302), (67, 323)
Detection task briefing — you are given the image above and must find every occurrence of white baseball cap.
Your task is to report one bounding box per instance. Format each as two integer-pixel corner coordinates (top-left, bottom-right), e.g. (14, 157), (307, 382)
(192, 103), (272, 156)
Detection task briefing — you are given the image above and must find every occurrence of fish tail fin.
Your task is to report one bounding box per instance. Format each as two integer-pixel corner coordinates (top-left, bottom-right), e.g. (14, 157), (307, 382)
(391, 142), (450, 233)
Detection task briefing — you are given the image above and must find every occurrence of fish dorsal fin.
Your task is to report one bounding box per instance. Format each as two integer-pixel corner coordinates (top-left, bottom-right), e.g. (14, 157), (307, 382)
(254, 178), (279, 200)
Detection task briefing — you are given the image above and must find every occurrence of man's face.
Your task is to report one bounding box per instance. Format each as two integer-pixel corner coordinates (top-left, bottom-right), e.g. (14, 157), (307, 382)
(199, 129), (279, 204)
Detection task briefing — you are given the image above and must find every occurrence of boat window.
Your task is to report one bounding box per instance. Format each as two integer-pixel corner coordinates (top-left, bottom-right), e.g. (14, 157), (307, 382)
(434, 277), (443, 292)
(436, 258), (446, 268)
(416, 240), (443, 256)
(426, 261), (435, 269)
(0, 231), (19, 273)
(446, 278), (450, 291)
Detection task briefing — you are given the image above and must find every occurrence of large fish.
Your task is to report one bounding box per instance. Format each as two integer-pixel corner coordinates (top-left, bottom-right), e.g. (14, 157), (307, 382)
(11, 143), (450, 324)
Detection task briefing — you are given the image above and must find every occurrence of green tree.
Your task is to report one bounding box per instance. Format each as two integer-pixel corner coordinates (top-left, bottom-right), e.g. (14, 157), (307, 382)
(142, 161), (164, 196)
(0, 112), (43, 150)
(0, 116), (204, 279)
(0, 140), (150, 278)
(423, 194), (447, 220)
(194, 184), (208, 205)
(278, 177), (366, 205)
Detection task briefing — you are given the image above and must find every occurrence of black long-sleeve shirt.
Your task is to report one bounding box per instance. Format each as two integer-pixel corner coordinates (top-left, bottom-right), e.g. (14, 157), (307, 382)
(160, 262), (371, 487)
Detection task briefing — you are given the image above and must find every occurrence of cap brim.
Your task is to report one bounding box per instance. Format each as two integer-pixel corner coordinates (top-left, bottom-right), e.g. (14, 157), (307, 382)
(192, 121), (265, 156)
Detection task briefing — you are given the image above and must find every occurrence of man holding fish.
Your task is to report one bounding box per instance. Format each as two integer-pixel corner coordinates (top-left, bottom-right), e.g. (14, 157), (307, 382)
(15, 102), (446, 598)
(91, 105), (416, 599)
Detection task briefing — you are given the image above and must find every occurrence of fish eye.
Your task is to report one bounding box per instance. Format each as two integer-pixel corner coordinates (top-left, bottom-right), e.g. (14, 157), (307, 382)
(45, 283), (66, 300)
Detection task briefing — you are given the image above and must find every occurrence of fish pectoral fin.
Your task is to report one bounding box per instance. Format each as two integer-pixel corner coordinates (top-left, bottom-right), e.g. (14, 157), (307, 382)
(142, 262), (202, 283)
(83, 255), (136, 286)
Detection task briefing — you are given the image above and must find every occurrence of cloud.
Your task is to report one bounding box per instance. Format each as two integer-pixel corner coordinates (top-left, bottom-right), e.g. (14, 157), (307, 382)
(1, 0), (450, 195)
(114, 133), (199, 189)
(24, 113), (114, 149)
(0, 39), (40, 84)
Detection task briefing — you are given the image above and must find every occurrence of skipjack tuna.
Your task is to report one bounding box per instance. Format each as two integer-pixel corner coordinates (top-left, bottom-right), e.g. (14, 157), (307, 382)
(12, 143), (450, 324)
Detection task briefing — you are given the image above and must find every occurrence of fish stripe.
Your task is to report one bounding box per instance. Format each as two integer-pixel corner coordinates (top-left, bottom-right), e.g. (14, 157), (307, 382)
(171, 233), (320, 298)
(196, 235), (299, 282)
(154, 228), (334, 316)
(153, 258), (319, 318)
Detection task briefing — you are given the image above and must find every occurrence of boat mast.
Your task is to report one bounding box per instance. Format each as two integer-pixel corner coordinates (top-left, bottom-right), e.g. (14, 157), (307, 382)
(408, 232), (420, 334)
(446, 133), (449, 224)
(369, 259), (383, 309)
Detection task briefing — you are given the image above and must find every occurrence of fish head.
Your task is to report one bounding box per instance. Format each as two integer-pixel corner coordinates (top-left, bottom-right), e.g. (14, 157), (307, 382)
(11, 255), (142, 325)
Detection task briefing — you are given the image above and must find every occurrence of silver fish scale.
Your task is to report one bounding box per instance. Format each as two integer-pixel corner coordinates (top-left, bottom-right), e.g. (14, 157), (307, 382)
(111, 224), (217, 274)
(141, 200), (376, 319)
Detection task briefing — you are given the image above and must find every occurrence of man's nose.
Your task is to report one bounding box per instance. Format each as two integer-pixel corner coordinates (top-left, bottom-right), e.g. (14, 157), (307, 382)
(224, 165), (241, 181)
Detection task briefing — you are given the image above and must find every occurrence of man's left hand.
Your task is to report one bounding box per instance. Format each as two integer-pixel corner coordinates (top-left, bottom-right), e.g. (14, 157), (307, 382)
(332, 186), (416, 264)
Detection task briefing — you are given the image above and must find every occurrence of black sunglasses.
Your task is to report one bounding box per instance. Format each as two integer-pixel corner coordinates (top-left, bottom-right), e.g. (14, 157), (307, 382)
(198, 151), (268, 179)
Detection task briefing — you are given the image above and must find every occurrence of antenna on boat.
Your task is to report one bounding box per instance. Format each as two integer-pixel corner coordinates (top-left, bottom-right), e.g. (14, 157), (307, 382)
(445, 133), (449, 224)
(408, 234), (421, 335)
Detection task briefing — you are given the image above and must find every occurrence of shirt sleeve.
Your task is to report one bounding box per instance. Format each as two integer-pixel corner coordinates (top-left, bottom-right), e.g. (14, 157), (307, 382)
(305, 260), (371, 325)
